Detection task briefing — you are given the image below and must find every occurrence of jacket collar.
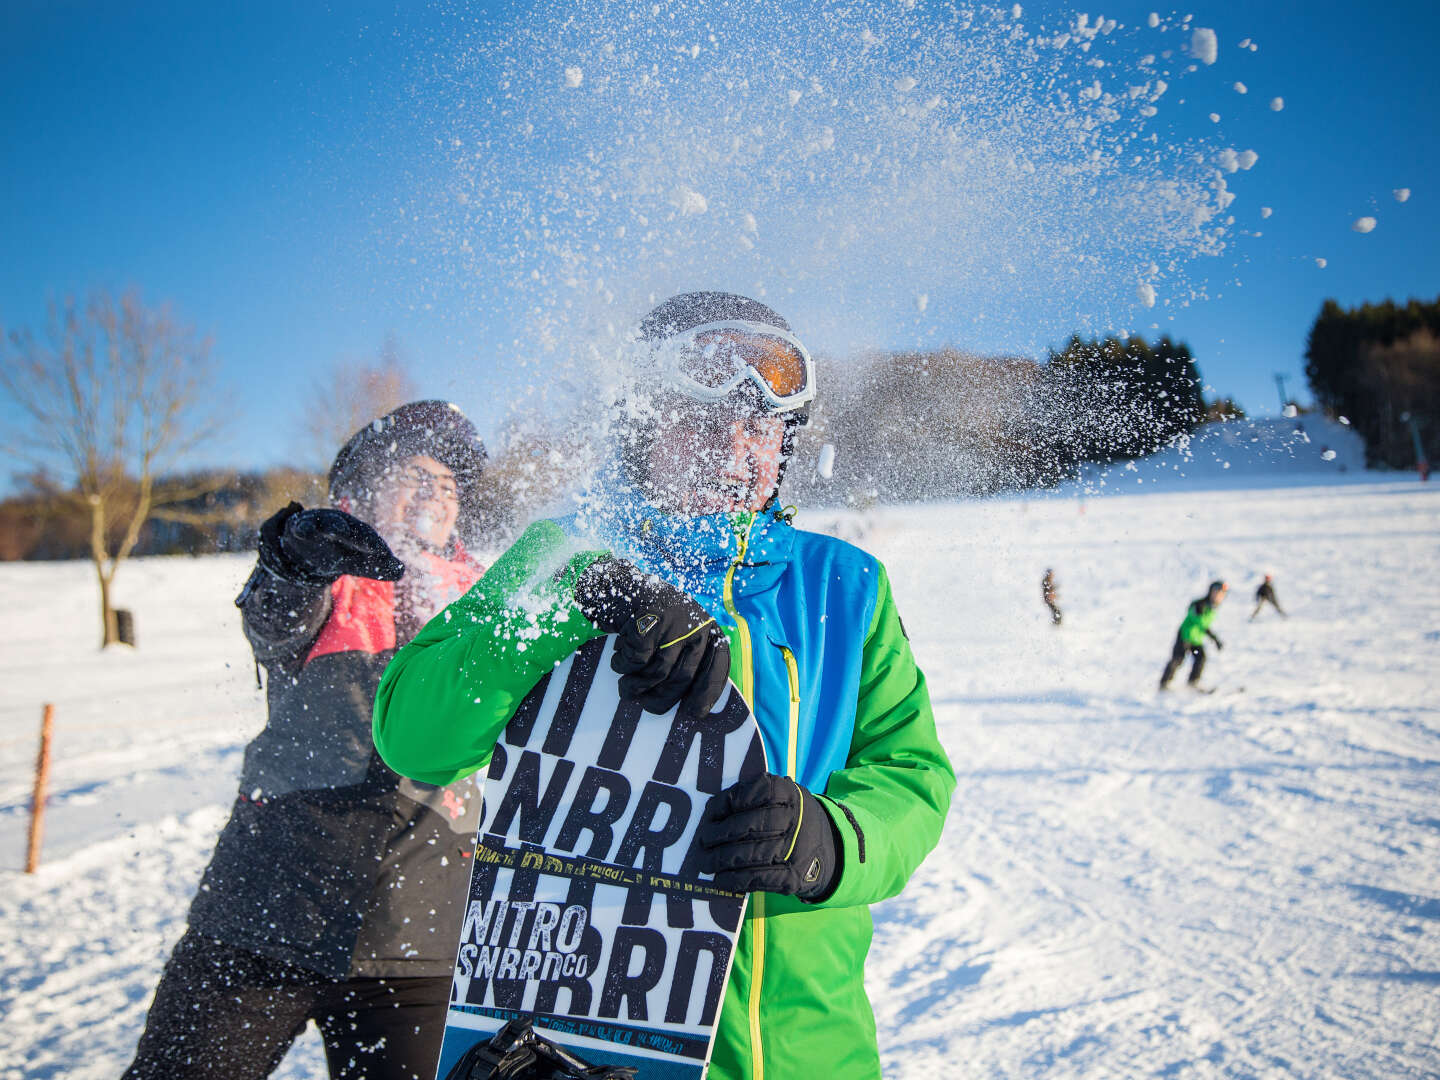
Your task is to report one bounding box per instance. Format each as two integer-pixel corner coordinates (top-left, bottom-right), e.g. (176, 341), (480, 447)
(571, 466), (794, 598)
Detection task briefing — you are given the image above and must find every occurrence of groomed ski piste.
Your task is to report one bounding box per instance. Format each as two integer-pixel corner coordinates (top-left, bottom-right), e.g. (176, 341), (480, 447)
(3, 418), (1438, 1079)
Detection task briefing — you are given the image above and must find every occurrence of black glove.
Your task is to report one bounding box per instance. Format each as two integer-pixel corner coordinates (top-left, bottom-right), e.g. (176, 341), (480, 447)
(696, 774), (842, 901)
(257, 501), (406, 586)
(445, 1016), (637, 1080)
(573, 557), (730, 717)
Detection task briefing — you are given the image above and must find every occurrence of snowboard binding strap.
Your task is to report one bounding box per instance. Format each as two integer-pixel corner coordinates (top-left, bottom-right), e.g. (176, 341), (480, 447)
(445, 1017), (640, 1080)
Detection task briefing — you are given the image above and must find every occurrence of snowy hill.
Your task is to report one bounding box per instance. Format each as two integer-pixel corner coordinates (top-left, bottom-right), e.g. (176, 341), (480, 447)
(3, 473), (1439, 1079)
(1079, 414), (1369, 493)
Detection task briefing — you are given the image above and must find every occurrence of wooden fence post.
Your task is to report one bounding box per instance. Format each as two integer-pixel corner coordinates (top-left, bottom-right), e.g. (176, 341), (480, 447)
(25, 704), (55, 874)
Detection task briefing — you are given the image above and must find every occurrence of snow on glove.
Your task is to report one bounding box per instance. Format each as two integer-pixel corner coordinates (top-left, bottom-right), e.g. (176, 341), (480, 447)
(573, 556), (730, 717)
(257, 501), (406, 586)
(696, 773), (842, 901)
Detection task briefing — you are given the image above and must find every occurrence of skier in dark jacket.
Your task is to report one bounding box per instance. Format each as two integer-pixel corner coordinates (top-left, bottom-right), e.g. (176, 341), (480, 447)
(1159, 580), (1227, 690)
(1250, 573), (1286, 620)
(1042, 568), (1062, 626)
(125, 401), (490, 1080)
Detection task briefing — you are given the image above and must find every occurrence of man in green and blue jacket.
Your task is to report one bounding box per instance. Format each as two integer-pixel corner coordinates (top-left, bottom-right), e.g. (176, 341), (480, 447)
(372, 292), (955, 1079)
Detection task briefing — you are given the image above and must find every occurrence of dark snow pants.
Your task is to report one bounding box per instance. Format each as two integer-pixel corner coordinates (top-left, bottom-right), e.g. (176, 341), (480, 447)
(123, 931), (449, 1080)
(1160, 635), (1205, 687)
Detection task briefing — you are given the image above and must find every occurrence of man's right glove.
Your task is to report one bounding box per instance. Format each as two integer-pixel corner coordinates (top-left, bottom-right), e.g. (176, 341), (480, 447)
(257, 501), (406, 586)
(572, 556), (730, 717)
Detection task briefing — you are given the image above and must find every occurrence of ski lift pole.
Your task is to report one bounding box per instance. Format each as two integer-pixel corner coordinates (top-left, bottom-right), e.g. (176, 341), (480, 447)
(25, 704), (55, 874)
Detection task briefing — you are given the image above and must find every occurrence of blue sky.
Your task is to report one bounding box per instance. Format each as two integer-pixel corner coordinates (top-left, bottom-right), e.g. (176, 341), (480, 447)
(2, 0), (1437, 481)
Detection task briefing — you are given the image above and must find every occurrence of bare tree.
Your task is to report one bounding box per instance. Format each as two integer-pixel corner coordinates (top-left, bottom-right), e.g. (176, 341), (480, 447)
(1, 290), (221, 645)
(300, 333), (417, 471)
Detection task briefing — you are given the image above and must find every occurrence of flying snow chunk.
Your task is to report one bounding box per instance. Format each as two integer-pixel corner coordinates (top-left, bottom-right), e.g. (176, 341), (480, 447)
(1260, 206), (1273, 218)
(1269, 97), (1284, 111)
(742, 212), (758, 233)
(1315, 257), (1327, 268)
(1394, 188), (1411, 203)
(1352, 216), (1377, 233)
(1209, 112), (1221, 123)
(1215, 148), (1258, 173)
(915, 293), (929, 313)
(564, 66), (583, 88)
(1012, 4), (1023, 18)
(894, 75), (917, 92)
(1191, 28), (1218, 64)
(1234, 81), (1248, 94)
(816, 443), (836, 481)
(1321, 449), (1337, 461)
(671, 187), (709, 215)
(1148, 12), (1161, 28)
(1137, 283), (1157, 308)
(788, 89), (803, 106)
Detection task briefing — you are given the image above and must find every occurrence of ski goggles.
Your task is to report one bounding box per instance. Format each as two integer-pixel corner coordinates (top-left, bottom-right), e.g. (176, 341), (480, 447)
(654, 320), (816, 414)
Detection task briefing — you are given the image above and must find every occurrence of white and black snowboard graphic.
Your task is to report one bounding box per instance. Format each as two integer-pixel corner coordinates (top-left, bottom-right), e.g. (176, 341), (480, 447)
(435, 635), (767, 1080)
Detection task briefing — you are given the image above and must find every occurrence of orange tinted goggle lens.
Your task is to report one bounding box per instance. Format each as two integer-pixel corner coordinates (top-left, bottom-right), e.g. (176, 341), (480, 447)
(683, 331), (808, 396)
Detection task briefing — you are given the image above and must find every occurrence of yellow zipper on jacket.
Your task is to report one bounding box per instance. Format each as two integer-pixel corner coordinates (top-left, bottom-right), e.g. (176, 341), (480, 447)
(746, 642), (802, 1079)
(723, 514), (756, 706)
(721, 513), (767, 1080)
(779, 646), (800, 777)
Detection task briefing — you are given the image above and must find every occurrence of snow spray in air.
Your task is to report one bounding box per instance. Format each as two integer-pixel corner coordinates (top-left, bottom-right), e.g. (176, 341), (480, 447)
(385, 1), (1259, 503)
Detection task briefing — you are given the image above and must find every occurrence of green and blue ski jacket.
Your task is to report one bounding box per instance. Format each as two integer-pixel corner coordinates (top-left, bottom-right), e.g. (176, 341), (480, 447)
(373, 486), (955, 1080)
(1179, 597), (1220, 646)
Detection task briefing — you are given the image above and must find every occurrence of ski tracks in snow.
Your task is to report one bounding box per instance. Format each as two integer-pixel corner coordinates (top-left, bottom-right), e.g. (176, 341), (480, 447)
(1, 481), (1437, 1077)
(855, 480), (1440, 1078)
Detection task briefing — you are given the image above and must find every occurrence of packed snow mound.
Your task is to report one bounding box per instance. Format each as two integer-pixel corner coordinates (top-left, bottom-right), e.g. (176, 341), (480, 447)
(1080, 414), (1367, 492)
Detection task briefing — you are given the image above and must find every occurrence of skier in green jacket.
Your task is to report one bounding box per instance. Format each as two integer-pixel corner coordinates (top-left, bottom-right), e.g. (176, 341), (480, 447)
(1159, 580), (1228, 690)
(372, 291), (955, 1080)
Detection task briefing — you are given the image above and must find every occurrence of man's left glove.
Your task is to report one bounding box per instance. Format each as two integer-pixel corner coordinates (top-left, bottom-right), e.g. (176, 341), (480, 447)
(696, 774), (842, 901)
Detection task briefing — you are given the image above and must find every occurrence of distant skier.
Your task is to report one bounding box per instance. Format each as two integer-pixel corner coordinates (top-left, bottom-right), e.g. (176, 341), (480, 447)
(1159, 580), (1227, 690)
(1042, 568), (1062, 626)
(1250, 573), (1286, 620)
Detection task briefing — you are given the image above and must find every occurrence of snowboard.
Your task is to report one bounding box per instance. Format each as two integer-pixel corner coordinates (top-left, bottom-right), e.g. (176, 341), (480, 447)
(434, 635), (768, 1080)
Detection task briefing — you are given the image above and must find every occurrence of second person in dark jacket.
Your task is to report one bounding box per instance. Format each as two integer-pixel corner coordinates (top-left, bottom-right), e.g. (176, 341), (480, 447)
(125, 401), (490, 1080)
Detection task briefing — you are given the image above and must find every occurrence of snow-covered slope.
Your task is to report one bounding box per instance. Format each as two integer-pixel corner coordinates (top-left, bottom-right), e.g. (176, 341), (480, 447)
(2, 475), (1438, 1079)
(1079, 414), (1370, 493)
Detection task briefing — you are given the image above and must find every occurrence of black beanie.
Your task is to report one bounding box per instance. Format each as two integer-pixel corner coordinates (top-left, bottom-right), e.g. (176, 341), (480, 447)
(328, 400), (487, 503)
(638, 291), (793, 342)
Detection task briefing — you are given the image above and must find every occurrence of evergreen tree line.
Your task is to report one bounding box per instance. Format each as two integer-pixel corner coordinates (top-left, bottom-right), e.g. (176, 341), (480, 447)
(786, 334), (1210, 503)
(1304, 295), (1440, 469)
(0, 332), (1215, 558)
